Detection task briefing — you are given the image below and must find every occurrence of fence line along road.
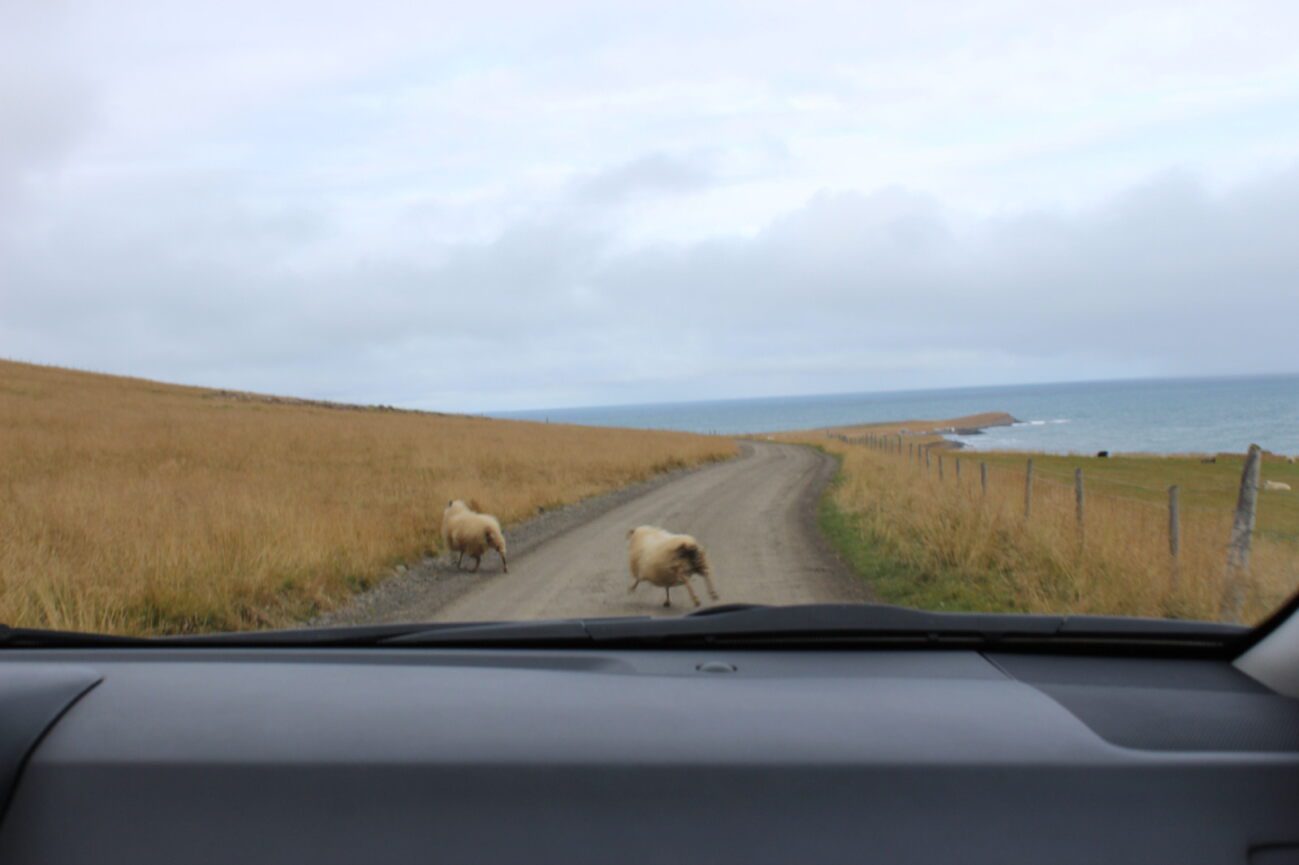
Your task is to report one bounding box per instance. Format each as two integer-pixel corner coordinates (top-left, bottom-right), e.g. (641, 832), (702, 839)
(823, 431), (1270, 623)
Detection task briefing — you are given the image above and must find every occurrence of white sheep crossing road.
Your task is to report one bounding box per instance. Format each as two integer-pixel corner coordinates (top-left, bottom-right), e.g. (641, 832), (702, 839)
(422, 441), (867, 622)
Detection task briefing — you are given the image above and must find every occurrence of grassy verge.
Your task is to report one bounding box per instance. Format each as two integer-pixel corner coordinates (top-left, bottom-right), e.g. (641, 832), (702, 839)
(798, 430), (1298, 624)
(1, 360), (736, 635)
(817, 455), (1029, 613)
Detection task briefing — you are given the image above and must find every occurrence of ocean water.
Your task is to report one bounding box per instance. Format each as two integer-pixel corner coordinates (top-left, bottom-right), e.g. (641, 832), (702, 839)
(494, 375), (1299, 456)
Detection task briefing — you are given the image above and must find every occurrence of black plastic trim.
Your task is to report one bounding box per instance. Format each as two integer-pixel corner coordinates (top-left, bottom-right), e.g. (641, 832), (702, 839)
(0, 666), (102, 824)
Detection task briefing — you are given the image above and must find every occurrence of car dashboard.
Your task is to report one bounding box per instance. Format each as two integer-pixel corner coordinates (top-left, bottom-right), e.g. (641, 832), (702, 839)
(1, 647), (1297, 864)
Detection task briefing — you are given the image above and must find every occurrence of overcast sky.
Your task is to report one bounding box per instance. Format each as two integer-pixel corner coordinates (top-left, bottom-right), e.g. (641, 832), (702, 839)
(3, 1), (1299, 411)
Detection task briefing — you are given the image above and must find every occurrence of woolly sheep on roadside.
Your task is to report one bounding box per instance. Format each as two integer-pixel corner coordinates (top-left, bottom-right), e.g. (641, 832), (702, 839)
(442, 499), (509, 573)
(626, 526), (718, 608)
(1263, 480), (1292, 492)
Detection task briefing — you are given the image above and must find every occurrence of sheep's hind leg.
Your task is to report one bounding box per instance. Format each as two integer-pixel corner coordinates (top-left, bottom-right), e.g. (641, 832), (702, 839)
(663, 587), (672, 608)
(471, 555), (481, 573)
(455, 550), (464, 569)
(700, 572), (720, 602)
(683, 580), (702, 607)
(628, 578), (641, 594)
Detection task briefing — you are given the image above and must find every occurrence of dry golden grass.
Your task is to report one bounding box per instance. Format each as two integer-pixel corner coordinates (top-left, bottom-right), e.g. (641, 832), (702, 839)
(1, 360), (735, 635)
(788, 431), (1298, 625)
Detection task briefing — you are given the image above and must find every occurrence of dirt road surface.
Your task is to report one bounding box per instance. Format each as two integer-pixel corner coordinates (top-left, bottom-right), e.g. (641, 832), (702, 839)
(322, 441), (867, 625)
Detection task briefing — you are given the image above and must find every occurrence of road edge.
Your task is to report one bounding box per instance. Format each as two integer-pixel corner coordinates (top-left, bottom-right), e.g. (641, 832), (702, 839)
(793, 443), (877, 603)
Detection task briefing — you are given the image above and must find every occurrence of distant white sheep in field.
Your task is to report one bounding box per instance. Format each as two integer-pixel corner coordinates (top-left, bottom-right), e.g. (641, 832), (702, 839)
(1263, 480), (1292, 492)
(626, 526), (718, 608)
(442, 499), (508, 573)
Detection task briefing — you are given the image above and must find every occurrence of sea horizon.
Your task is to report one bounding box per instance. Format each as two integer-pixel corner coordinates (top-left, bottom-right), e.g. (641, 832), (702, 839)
(491, 373), (1299, 456)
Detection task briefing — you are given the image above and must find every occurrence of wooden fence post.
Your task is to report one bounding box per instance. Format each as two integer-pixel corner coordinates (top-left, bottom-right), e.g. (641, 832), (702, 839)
(1223, 444), (1262, 621)
(1024, 459), (1034, 520)
(924, 446), (931, 472)
(1074, 468), (1085, 545)
(897, 435), (903, 455)
(938, 454), (944, 481)
(955, 458), (962, 481)
(1168, 484), (1180, 590)
(980, 462), (988, 496)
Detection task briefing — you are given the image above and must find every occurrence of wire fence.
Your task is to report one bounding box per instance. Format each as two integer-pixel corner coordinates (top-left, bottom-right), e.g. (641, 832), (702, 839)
(827, 432), (1292, 623)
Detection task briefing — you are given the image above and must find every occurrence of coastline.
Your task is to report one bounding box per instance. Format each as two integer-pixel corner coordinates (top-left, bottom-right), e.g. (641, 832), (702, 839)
(500, 376), (1299, 456)
(793, 411), (1020, 451)
(790, 410), (1299, 462)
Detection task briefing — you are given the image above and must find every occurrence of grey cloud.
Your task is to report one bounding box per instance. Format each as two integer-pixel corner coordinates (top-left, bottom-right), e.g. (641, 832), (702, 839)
(588, 170), (1299, 382)
(8, 1), (1299, 414)
(572, 152), (715, 205)
(0, 8), (96, 212)
(0, 77), (93, 192)
(4, 163), (1299, 411)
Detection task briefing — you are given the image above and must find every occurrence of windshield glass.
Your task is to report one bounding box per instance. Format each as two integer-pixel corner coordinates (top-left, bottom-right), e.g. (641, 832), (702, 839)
(2, 2), (1297, 638)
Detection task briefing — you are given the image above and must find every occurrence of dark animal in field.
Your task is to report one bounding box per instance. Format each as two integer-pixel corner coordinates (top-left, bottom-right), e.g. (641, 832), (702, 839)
(1201, 457), (1217, 464)
(1096, 451), (1109, 458)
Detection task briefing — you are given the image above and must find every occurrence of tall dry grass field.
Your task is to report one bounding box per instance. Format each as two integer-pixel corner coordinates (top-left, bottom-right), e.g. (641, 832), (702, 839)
(801, 435), (1298, 624)
(1, 361), (735, 635)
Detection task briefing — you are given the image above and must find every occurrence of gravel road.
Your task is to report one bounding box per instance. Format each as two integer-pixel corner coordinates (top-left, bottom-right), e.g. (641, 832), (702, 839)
(318, 441), (867, 625)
